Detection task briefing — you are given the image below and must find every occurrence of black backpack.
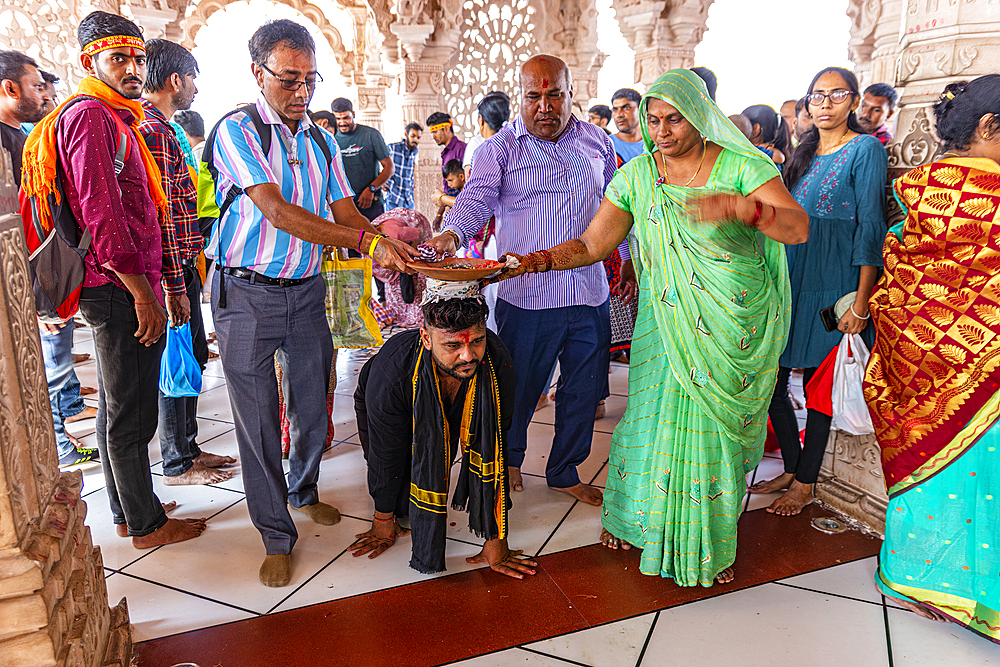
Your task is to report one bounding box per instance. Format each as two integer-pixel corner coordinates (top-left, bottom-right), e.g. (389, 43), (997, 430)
(196, 104), (333, 240)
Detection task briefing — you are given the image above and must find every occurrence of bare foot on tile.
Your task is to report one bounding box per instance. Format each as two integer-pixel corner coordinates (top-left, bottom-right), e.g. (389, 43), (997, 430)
(766, 482), (814, 516)
(132, 517), (207, 549)
(194, 451), (237, 468)
(888, 596), (950, 623)
(116, 501), (177, 537)
(749, 471), (794, 494)
(553, 483), (603, 506)
(163, 463), (233, 485)
(508, 466), (524, 492)
(715, 567), (735, 584)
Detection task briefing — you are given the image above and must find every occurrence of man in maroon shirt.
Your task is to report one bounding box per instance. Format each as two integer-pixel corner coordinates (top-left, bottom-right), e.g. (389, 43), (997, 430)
(54, 12), (207, 548)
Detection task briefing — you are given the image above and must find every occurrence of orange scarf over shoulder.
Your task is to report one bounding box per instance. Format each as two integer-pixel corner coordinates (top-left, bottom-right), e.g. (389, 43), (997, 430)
(863, 157), (1000, 493)
(21, 75), (167, 232)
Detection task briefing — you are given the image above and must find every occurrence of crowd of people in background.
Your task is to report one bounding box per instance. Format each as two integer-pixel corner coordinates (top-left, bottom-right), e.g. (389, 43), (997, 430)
(1, 7), (998, 647)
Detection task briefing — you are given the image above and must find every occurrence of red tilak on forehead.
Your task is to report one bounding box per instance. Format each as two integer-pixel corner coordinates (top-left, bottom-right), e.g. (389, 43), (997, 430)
(456, 331), (471, 344)
(129, 48), (136, 57)
(543, 79), (549, 88)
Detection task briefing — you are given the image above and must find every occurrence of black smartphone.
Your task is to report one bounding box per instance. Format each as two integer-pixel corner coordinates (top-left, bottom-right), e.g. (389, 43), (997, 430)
(819, 305), (839, 332)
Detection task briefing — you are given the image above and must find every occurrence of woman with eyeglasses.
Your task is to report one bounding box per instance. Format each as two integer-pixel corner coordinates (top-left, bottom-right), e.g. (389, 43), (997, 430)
(750, 67), (887, 516)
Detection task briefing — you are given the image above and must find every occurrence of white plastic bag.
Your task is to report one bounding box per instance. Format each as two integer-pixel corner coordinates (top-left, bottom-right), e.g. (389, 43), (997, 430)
(831, 333), (875, 435)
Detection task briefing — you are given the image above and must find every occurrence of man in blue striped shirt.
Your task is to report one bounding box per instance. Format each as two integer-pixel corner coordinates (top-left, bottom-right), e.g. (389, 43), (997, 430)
(384, 122), (421, 210)
(427, 54), (617, 507)
(206, 19), (415, 588)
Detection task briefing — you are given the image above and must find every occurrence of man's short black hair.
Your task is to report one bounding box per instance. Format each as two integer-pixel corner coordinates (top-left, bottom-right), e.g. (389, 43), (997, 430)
(77, 11), (143, 51)
(426, 111), (452, 127)
(39, 70), (59, 85)
(311, 109), (336, 125)
(422, 298), (489, 333)
(405, 122), (423, 134)
(248, 19), (315, 67)
(0, 50), (38, 86)
(443, 158), (464, 178)
(331, 97), (353, 114)
(690, 67), (718, 101)
(588, 104), (612, 122)
(173, 109), (205, 138)
(611, 88), (641, 105)
(864, 83), (899, 109)
(143, 39), (199, 93)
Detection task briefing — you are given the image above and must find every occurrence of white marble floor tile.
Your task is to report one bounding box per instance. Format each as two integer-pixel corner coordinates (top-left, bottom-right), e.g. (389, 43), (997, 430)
(120, 497), (352, 614)
(519, 423), (610, 488)
(105, 573), (256, 642)
(608, 364), (629, 396)
(743, 455), (787, 512)
(886, 607), (998, 665)
(779, 556), (885, 606)
(524, 613), (656, 667)
(536, 499), (603, 557)
(86, 476), (244, 571)
(451, 648), (585, 666)
(473, 472), (576, 558)
(641, 583), (889, 666)
(271, 516), (483, 612)
(313, 442), (374, 521)
(196, 385), (234, 423)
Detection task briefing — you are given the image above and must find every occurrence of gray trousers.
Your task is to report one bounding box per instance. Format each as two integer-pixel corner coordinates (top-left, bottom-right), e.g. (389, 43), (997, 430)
(211, 271), (333, 554)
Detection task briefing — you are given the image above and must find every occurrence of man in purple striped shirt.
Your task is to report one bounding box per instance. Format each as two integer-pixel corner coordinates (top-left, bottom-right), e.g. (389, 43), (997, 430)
(426, 55), (617, 506)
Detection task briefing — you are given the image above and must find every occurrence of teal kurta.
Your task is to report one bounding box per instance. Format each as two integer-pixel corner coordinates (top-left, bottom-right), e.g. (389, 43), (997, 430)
(781, 134), (886, 368)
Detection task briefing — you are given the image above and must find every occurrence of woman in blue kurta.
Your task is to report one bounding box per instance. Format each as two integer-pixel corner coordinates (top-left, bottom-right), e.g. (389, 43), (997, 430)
(750, 67), (887, 515)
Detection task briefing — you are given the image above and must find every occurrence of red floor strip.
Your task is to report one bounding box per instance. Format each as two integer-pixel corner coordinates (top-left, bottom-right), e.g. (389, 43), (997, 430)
(134, 505), (880, 667)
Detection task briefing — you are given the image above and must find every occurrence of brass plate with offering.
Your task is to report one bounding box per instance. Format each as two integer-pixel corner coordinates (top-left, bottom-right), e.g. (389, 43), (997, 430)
(406, 257), (505, 281)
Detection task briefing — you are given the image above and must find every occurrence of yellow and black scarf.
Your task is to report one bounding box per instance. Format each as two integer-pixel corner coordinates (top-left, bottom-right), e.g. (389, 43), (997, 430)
(409, 337), (508, 574)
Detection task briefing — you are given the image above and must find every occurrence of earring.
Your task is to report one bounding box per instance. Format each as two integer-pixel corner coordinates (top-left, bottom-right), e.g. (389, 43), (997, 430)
(985, 132), (991, 139)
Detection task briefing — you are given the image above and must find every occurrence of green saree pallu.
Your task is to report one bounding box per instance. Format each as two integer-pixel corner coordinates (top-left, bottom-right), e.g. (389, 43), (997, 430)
(601, 70), (792, 586)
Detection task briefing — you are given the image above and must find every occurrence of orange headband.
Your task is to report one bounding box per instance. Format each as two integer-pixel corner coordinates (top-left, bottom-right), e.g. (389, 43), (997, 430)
(82, 35), (145, 57)
(429, 121), (452, 132)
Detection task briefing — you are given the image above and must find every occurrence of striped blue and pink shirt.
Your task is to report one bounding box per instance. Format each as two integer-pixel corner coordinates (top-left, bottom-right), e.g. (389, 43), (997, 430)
(444, 115), (618, 310)
(206, 94), (353, 279)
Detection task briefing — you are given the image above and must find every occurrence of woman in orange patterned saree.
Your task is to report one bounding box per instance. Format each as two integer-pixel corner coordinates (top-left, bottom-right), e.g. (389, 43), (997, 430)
(864, 75), (1000, 642)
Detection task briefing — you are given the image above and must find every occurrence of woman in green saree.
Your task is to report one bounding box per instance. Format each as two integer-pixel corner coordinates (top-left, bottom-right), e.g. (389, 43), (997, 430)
(495, 70), (808, 586)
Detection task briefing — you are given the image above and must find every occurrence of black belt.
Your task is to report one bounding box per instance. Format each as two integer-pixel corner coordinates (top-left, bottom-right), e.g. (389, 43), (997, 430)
(222, 266), (313, 288)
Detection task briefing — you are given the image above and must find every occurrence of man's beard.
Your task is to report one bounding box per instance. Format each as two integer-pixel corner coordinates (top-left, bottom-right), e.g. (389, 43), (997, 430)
(15, 96), (45, 124)
(172, 89), (194, 111)
(94, 62), (143, 100)
(858, 117), (875, 133)
(433, 353), (479, 381)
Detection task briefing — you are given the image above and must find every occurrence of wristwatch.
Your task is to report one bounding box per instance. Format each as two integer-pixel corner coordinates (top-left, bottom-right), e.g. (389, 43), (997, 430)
(368, 185), (379, 193)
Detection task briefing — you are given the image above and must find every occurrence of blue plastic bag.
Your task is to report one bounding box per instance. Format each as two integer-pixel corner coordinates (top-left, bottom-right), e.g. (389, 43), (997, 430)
(159, 322), (202, 398)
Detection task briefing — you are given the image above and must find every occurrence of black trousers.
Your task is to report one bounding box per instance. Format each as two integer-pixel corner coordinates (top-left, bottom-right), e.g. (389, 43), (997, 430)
(767, 366), (831, 485)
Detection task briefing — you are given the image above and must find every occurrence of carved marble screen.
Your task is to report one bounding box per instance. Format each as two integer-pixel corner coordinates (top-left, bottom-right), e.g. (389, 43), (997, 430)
(443, 0), (539, 139)
(0, 0), (81, 95)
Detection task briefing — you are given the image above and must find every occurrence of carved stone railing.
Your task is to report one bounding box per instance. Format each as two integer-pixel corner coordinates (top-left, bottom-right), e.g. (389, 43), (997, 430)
(816, 430), (888, 535)
(0, 149), (130, 666)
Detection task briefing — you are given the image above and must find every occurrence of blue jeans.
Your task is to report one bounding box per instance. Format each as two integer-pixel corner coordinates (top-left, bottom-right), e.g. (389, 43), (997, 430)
(158, 267), (209, 477)
(495, 299), (611, 488)
(40, 322), (87, 457)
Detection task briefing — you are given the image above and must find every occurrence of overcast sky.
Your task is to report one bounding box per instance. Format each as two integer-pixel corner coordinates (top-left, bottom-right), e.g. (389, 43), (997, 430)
(188, 0), (854, 131)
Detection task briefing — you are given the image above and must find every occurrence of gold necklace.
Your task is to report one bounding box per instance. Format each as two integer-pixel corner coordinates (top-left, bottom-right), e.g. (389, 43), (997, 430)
(662, 138), (707, 187)
(819, 127), (850, 155)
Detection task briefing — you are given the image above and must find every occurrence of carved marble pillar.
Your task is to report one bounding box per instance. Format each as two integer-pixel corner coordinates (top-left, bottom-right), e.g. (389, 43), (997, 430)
(886, 0), (1000, 175)
(357, 85), (388, 134)
(612, 0), (713, 87)
(129, 4), (179, 40)
(816, 432), (888, 535)
(0, 149), (131, 666)
(543, 0), (606, 112)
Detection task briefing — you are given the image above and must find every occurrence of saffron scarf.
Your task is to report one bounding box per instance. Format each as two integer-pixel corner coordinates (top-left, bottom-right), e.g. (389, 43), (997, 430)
(863, 157), (1000, 494)
(409, 336), (508, 574)
(21, 75), (167, 232)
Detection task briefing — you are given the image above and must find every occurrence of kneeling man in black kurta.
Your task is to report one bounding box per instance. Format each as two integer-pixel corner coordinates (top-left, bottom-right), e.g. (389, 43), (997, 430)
(353, 279), (537, 579)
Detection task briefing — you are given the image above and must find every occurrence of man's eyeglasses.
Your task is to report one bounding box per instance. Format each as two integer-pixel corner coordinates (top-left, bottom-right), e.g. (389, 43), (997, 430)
(807, 90), (853, 106)
(258, 63), (323, 91)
